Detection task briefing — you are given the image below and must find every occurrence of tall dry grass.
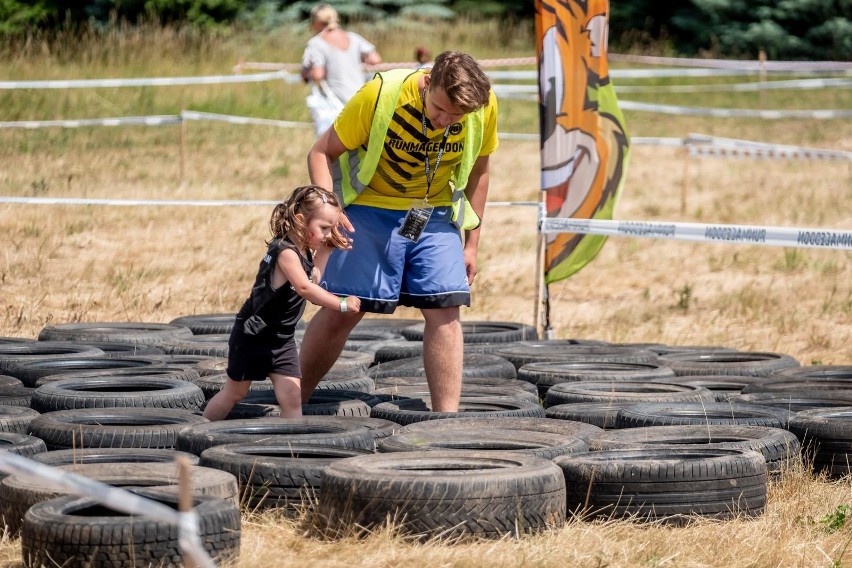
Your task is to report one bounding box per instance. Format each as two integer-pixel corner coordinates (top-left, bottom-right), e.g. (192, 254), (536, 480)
(1, 19), (852, 568)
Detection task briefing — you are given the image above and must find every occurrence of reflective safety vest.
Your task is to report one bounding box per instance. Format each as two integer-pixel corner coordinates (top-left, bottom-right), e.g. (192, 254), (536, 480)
(331, 69), (485, 230)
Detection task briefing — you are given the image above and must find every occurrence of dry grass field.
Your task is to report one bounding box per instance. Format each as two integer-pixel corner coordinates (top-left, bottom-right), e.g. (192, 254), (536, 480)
(1, 20), (852, 568)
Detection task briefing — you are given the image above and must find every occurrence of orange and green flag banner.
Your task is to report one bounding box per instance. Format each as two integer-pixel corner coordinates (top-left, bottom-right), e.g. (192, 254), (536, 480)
(536, 0), (631, 284)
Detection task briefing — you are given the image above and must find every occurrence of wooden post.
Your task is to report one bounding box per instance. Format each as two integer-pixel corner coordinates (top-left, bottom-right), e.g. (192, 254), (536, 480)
(680, 144), (690, 215)
(758, 50), (767, 111)
(533, 201), (545, 337)
(179, 104), (186, 184)
(177, 456), (198, 568)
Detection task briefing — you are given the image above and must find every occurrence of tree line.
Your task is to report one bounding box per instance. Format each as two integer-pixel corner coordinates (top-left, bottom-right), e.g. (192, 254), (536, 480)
(1, 0), (849, 60)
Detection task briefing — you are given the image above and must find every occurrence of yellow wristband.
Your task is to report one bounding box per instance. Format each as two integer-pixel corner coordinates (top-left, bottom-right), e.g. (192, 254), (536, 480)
(339, 297), (348, 313)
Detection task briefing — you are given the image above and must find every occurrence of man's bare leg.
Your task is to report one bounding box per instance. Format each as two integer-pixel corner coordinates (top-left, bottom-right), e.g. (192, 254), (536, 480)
(421, 306), (463, 412)
(298, 307), (363, 403)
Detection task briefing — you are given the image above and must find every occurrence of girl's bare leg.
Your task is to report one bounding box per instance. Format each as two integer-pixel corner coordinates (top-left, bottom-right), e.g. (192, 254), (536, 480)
(270, 373), (303, 418)
(203, 377), (252, 421)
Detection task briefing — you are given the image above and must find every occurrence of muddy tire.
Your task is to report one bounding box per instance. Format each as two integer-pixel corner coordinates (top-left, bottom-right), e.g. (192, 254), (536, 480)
(545, 402), (632, 429)
(399, 321), (538, 343)
(30, 447), (200, 467)
(519, 361), (676, 397)
(493, 342), (653, 371)
(0, 406), (40, 434)
(169, 313), (237, 335)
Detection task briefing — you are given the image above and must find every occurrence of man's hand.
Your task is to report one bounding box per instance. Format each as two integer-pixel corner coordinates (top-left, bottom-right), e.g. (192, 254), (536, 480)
(464, 246), (478, 284)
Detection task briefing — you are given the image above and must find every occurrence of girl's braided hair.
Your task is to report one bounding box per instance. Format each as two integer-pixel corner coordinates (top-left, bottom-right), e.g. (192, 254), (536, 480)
(268, 185), (349, 250)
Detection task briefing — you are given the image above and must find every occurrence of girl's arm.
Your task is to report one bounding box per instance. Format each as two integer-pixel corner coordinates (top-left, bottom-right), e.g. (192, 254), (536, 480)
(276, 248), (360, 313)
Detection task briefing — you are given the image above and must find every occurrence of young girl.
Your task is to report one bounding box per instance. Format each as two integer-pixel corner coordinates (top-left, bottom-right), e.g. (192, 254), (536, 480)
(203, 185), (360, 421)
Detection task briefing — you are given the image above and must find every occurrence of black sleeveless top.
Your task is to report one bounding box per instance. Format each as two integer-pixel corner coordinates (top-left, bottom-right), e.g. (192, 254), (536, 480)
(236, 237), (314, 338)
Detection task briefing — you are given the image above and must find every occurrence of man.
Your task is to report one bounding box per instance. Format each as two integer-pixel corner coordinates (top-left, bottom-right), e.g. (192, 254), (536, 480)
(301, 50), (498, 412)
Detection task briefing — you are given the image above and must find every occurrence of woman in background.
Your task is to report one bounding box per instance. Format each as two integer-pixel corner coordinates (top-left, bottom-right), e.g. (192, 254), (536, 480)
(301, 4), (382, 134)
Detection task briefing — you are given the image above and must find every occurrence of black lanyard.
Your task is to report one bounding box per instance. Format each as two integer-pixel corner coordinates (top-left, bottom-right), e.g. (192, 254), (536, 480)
(421, 90), (451, 199)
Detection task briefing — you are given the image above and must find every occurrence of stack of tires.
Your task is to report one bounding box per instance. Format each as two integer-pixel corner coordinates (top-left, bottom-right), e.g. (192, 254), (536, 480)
(4, 314), (852, 557)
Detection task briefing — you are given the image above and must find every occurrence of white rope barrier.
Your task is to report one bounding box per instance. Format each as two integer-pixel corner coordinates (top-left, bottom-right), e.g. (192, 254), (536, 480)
(541, 217), (852, 251)
(0, 452), (215, 568)
(0, 70), (299, 90)
(616, 77), (852, 93)
(181, 110), (311, 129)
(0, 115), (181, 129)
(617, 100), (852, 119)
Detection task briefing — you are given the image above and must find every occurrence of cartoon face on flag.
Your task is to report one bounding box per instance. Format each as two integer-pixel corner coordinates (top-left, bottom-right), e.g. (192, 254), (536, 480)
(536, 0), (630, 284)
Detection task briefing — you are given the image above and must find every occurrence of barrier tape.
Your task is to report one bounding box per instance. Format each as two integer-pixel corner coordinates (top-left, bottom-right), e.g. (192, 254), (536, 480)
(0, 196), (536, 208)
(608, 54), (852, 72)
(618, 100), (852, 119)
(181, 110), (311, 129)
(0, 453), (214, 568)
(236, 56), (852, 73)
(617, 77), (852, 93)
(685, 133), (852, 161)
(0, 115), (181, 129)
(0, 70), (299, 90)
(541, 217), (852, 251)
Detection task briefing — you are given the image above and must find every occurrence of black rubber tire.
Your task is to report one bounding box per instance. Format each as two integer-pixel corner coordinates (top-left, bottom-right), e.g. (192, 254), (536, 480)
(0, 385), (34, 407)
(621, 343), (737, 356)
(518, 361), (676, 397)
(176, 417), (376, 455)
(543, 381), (715, 408)
(343, 329), (406, 351)
(70, 342), (166, 358)
(195, 373), (254, 399)
(316, 450), (565, 539)
(493, 342), (653, 371)
(373, 341), (426, 364)
(588, 424), (802, 476)
(195, 357), (229, 376)
(649, 375), (775, 401)
(788, 408), (852, 478)
(615, 402), (791, 429)
(200, 442), (373, 512)
(656, 350), (800, 377)
(0, 432), (47, 459)
(27, 407), (208, 450)
(399, 415), (603, 442)
(7, 356), (162, 388)
(158, 334), (230, 357)
(30, 447), (201, 467)
(330, 350), (375, 376)
(374, 375), (539, 395)
(741, 379), (852, 395)
(37, 322), (194, 346)
(730, 392), (852, 412)
(373, 384), (539, 403)
(0, 342), (105, 375)
(0, 375), (22, 388)
(546, 402), (638, 429)
(368, 353), (517, 380)
(30, 376), (206, 413)
(353, 317), (424, 335)
(340, 417), (403, 440)
(20, 488), (240, 568)
(226, 389), (377, 419)
(32, 364), (201, 388)
(169, 313), (237, 335)
(2, 462), (239, 536)
(399, 320), (538, 343)
(377, 428), (588, 459)
(553, 448), (768, 523)
(772, 365), (852, 380)
(370, 396), (546, 426)
(315, 374), (375, 393)
(0, 406), (40, 434)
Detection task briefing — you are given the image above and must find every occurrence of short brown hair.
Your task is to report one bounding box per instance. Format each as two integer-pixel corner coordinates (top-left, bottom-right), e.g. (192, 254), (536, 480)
(428, 51), (491, 114)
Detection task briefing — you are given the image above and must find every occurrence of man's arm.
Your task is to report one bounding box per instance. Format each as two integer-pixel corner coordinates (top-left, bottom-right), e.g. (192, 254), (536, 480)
(307, 126), (348, 191)
(462, 154), (490, 284)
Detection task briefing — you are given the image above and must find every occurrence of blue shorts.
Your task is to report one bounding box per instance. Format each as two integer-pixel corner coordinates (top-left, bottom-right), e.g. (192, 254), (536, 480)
(321, 204), (470, 313)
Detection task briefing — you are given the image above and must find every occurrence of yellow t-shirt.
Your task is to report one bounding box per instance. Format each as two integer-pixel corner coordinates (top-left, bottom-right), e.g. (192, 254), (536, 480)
(333, 70), (499, 209)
